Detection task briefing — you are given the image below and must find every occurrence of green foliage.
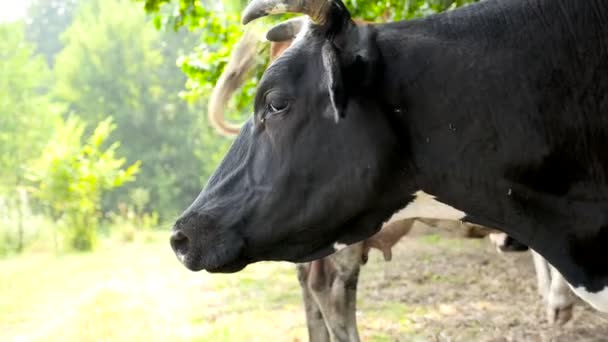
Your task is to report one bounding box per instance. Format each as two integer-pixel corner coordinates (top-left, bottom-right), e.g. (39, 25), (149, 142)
(139, 0), (473, 27)
(54, 0), (212, 216)
(0, 22), (57, 191)
(135, 1), (272, 123)
(27, 116), (140, 251)
(139, 0), (480, 129)
(135, 0), (249, 30)
(0, 22), (60, 252)
(25, 0), (80, 66)
(177, 10), (269, 125)
(107, 188), (160, 242)
(54, 0), (163, 125)
(343, 0), (474, 21)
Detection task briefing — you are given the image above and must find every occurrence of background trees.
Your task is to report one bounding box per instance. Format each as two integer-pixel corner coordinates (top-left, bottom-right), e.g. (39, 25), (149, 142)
(0, 22), (58, 252)
(25, 0), (80, 66)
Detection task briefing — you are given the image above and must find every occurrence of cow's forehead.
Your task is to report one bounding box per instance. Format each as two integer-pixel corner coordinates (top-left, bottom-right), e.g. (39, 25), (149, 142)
(259, 34), (320, 94)
(267, 18), (313, 68)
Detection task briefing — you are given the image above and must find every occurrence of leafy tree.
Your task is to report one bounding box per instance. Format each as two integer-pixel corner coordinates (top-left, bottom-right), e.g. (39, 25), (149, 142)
(27, 117), (140, 251)
(0, 22), (56, 189)
(139, 0), (480, 123)
(54, 0), (207, 216)
(55, 0), (163, 126)
(0, 22), (58, 252)
(25, 0), (80, 66)
(139, 0), (249, 30)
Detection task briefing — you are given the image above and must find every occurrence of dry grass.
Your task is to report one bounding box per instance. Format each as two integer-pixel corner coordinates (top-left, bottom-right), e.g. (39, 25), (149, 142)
(356, 226), (608, 341)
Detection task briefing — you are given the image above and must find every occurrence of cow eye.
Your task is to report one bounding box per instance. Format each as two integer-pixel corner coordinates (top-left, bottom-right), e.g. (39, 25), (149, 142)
(266, 93), (289, 115)
(269, 101), (288, 113)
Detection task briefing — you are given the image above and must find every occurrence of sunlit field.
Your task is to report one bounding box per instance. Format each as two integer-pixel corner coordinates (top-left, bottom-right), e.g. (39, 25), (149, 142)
(1, 233), (307, 342)
(3, 228), (608, 342)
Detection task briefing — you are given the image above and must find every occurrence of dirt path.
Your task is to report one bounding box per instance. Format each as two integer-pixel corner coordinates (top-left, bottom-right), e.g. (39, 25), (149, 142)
(356, 224), (608, 341)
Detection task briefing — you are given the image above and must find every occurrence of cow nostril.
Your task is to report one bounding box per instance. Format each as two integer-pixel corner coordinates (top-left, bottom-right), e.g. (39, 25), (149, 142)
(170, 230), (190, 257)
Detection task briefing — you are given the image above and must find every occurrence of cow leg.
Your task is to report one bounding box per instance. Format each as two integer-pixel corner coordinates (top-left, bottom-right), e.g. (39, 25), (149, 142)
(296, 263), (331, 342)
(532, 250), (552, 297)
(332, 248), (361, 342)
(531, 250), (575, 325)
(488, 232), (529, 253)
(546, 264), (575, 325)
(309, 245), (362, 342)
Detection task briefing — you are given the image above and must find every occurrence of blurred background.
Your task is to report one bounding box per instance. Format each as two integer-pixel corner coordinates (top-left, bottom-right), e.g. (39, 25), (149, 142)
(9, 0), (606, 341)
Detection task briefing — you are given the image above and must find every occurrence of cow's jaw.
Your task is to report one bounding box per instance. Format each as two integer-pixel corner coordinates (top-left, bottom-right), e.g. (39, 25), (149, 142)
(205, 258), (251, 273)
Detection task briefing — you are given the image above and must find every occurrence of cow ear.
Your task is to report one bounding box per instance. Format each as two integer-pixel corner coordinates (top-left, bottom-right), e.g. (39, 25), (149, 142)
(335, 24), (380, 88)
(266, 17), (306, 42)
(322, 41), (347, 123)
(322, 24), (380, 122)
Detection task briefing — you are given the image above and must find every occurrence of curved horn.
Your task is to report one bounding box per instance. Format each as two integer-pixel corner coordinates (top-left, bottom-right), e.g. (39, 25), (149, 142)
(266, 17), (306, 42)
(208, 30), (260, 136)
(241, 0), (332, 25)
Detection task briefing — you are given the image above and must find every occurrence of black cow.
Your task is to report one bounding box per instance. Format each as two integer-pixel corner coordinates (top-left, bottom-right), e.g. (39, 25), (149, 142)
(170, 0), (608, 312)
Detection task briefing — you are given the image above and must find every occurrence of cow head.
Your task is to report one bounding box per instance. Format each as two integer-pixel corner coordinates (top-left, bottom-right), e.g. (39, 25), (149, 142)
(171, 0), (413, 273)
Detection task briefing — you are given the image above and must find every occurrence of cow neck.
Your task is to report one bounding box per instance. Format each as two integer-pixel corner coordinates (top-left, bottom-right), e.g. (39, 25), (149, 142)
(371, 1), (608, 295)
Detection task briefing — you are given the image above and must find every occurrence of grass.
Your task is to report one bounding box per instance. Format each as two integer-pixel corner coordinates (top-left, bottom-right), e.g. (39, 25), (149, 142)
(4, 217), (608, 342)
(0, 231), (499, 342)
(1, 232), (424, 342)
(0, 233), (310, 342)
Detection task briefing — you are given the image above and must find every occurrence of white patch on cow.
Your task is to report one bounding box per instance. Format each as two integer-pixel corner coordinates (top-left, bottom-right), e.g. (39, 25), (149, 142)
(571, 285), (608, 312)
(324, 62), (340, 123)
(532, 250), (552, 297)
(488, 232), (508, 254)
(333, 242), (348, 252)
(388, 190), (466, 222)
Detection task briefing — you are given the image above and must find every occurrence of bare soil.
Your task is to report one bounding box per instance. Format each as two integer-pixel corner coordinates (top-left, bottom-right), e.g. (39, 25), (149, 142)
(356, 222), (608, 342)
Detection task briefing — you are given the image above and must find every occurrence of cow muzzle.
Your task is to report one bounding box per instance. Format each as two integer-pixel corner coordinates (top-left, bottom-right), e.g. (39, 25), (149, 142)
(170, 212), (247, 273)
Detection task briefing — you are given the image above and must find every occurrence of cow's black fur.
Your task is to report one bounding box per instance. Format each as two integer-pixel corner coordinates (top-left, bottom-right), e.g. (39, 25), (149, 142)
(171, 0), (608, 300)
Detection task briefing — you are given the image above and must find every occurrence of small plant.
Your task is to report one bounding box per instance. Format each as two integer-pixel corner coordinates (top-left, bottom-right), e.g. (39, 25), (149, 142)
(27, 116), (140, 251)
(108, 188), (160, 243)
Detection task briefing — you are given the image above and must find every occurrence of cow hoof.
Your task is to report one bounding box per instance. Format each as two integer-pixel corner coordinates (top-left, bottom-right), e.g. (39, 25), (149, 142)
(547, 303), (574, 325)
(382, 249), (392, 262)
